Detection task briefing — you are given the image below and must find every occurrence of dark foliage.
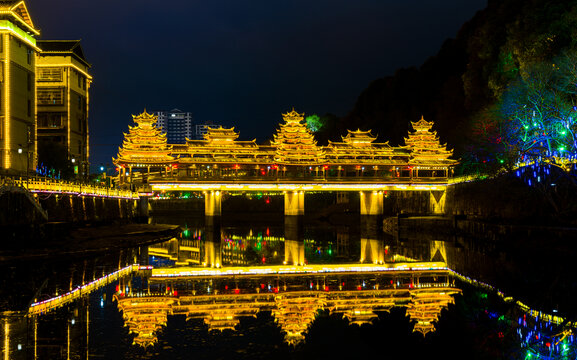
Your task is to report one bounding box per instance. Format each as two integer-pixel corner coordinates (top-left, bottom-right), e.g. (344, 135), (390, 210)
(333, 0), (577, 174)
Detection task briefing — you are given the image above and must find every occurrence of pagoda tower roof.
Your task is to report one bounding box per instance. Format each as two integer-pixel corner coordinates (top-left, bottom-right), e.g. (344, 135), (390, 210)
(342, 129), (377, 145)
(403, 116), (458, 166)
(272, 109), (325, 165)
(113, 109), (175, 167)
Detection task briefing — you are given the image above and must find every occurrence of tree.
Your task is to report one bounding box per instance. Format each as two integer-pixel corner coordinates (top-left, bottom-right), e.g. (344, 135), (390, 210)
(305, 114), (323, 133)
(496, 50), (577, 165)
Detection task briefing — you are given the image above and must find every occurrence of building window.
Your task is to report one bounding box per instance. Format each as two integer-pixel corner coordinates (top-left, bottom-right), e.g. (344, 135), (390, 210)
(27, 73), (32, 92)
(38, 113), (64, 128)
(37, 68), (63, 82)
(27, 99), (31, 117)
(27, 49), (32, 64)
(37, 88), (64, 105)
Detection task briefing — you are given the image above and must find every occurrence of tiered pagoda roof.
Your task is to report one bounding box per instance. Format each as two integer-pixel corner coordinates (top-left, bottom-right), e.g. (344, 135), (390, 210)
(329, 290), (397, 326)
(405, 288), (461, 336)
(114, 110), (175, 167)
(273, 293), (326, 346)
(341, 129), (378, 146)
(325, 129), (407, 165)
(404, 117), (458, 167)
(184, 296), (260, 332)
(114, 108), (458, 180)
(182, 126), (270, 164)
(115, 295), (175, 348)
(272, 109), (325, 165)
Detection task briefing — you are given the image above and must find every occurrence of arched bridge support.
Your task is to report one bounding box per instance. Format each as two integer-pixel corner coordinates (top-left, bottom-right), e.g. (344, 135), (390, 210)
(284, 191), (304, 216)
(360, 191), (384, 216)
(204, 191), (222, 217)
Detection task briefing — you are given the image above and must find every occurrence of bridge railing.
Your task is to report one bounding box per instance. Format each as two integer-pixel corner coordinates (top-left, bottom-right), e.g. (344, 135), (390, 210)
(0, 176), (139, 199)
(144, 174), (452, 184)
(448, 174), (488, 184)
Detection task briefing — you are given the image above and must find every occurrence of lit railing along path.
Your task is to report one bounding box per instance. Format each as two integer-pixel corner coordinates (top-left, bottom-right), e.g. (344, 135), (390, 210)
(150, 262), (449, 278)
(149, 181), (450, 192)
(0, 176), (138, 199)
(26, 262), (569, 331)
(27, 264), (149, 315)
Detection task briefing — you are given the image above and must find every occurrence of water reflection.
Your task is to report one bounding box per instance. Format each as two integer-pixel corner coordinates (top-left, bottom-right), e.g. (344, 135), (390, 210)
(148, 216), (388, 269)
(2, 214), (577, 359)
(115, 270), (460, 347)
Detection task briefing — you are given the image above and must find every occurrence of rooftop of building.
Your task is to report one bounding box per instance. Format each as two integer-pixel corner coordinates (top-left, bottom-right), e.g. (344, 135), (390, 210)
(37, 40), (91, 68)
(0, 1), (38, 34)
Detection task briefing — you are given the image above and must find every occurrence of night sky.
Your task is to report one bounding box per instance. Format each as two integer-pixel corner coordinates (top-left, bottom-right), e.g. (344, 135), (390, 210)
(27, 0), (487, 171)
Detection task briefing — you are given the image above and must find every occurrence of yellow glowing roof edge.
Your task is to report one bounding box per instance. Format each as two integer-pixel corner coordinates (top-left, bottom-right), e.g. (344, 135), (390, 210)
(0, 19), (38, 50)
(0, 1), (39, 35)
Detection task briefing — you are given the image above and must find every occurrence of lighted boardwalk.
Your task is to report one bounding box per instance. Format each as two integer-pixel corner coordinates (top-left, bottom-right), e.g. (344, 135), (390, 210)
(1, 176), (138, 199)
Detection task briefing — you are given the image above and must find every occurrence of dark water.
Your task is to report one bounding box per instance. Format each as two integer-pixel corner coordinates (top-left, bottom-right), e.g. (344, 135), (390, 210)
(1, 214), (576, 360)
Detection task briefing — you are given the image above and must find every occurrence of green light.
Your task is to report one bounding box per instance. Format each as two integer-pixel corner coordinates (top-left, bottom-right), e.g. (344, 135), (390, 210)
(560, 131), (566, 135)
(182, 229), (190, 237)
(499, 159), (504, 164)
(305, 114), (323, 132)
(0, 20), (37, 47)
(559, 146), (566, 152)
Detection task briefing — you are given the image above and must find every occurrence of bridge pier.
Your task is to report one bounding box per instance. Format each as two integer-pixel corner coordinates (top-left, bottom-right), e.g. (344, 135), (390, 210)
(360, 215), (385, 264)
(359, 191), (384, 216)
(284, 191), (304, 216)
(204, 191), (222, 217)
(429, 190), (446, 214)
(203, 216), (222, 268)
(284, 215), (305, 266)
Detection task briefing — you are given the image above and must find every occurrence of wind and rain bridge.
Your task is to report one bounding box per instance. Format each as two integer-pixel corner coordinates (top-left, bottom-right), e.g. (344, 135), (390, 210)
(114, 109), (458, 216)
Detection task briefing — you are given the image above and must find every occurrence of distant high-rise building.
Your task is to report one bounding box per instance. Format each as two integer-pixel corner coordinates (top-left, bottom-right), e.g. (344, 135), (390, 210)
(0, 1), (40, 174)
(154, 109), (193, 144)
(194, 122), (222, 140)
(36, 40), (92, 178)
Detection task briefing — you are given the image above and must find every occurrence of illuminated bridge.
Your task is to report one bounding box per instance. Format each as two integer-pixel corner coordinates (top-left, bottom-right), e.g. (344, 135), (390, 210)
(114, 110), (458, 216)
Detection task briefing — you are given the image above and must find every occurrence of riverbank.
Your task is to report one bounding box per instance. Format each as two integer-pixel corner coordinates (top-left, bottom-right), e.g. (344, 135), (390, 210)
(0, 222), (181, 262)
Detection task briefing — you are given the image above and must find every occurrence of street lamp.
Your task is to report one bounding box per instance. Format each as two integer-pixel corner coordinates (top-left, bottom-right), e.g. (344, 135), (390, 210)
(17, 144), (29, 188)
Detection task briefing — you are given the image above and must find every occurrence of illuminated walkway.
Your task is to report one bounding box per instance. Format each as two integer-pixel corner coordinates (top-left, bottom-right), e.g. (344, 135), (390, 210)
(1, 176), (138, 199)
(148, 180), (448, 192)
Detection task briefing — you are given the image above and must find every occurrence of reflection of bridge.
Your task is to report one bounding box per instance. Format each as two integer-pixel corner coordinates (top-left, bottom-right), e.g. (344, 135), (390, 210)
(115, 265), (461, 346)
(148, 215), (393, 268)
